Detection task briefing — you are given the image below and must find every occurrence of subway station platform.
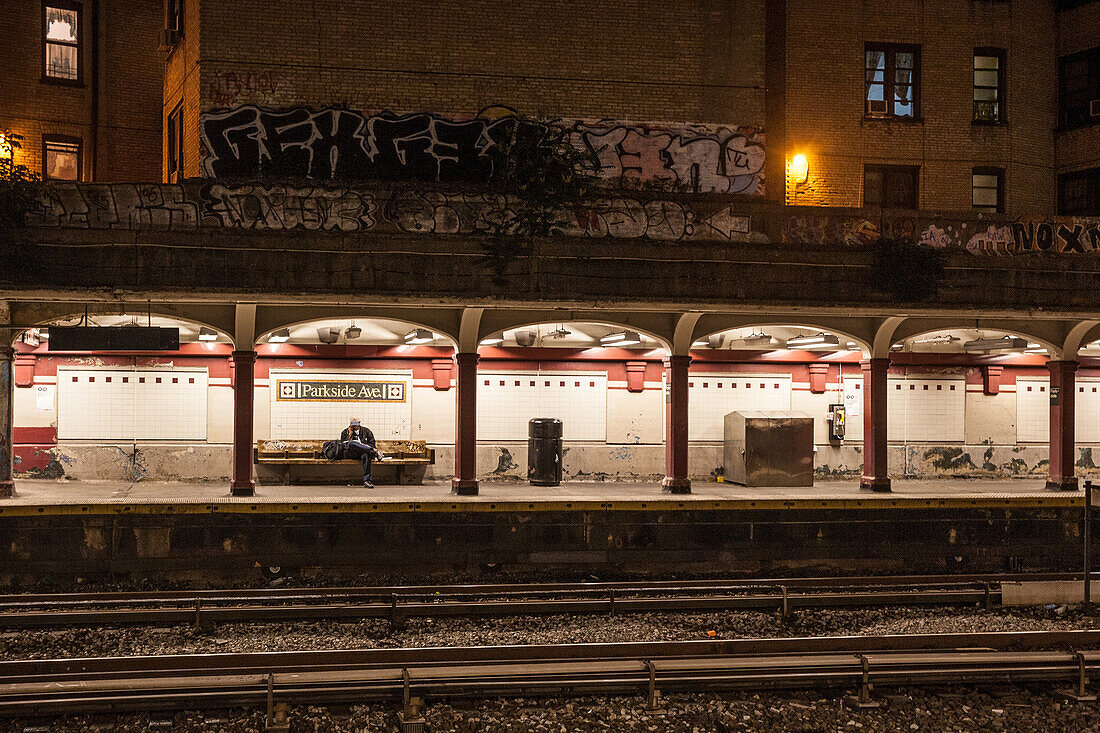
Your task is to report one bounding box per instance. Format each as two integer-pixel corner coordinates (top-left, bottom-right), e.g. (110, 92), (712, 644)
(0, 477), (1079, 516)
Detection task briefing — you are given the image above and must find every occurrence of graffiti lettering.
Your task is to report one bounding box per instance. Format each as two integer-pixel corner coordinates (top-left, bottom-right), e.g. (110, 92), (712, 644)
(202, 185), (375, 231)
(27, 184), (200, 231)
(200, 105), (766, 195)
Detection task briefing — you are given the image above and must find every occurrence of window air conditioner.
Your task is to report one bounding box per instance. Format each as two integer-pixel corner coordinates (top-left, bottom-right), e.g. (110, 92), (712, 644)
(159, 28), (180, 48)
(1090, 99), (1100, 117)
(866, 99), (889, 116)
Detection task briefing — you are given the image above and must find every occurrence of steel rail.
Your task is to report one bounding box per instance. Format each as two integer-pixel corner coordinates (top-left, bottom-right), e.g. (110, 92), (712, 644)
(1, 637), (1098, 717)
(0, 587), (998, 628)
(0, 572), (1079, 607)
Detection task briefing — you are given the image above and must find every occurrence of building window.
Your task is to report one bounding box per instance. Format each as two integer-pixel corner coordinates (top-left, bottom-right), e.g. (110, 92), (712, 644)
(973, 49), (1004, 123)
(1059, 47), (1100, 129)
(865, 44), (920, 118)
(1059, 168), (1100, 216)
(167, 103), (183, 181)
(43, 135), (81, 180)
(864, 165), (919, 209)
(43, 1), (81, 83)
(972, 167), (1004, 213)
(166, 0), (183, 36)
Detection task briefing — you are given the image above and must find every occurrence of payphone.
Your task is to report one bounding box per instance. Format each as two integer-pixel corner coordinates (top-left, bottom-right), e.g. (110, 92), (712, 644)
(826, 403), (845, 442)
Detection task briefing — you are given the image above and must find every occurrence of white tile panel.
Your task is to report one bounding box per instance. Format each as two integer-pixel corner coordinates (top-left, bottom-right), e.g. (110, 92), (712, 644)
(477, 371), (607, 442)
(57, 368), (208, 441)
(269, 370), (413, 440)
(688, 374), (792, 442)
(887, 377), (966, 442)
(1017, 377), (1100, 443)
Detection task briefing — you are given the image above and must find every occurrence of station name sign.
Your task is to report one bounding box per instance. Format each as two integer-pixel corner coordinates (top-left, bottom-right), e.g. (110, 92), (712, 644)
(276, 380), (405, 402)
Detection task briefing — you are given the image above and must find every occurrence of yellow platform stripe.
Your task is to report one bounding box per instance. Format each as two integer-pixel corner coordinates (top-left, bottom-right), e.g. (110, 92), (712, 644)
(0, 496), (1082, 517)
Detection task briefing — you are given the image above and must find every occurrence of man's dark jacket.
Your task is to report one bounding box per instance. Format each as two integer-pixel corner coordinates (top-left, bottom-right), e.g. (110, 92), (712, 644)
(340, 426), (376, 447)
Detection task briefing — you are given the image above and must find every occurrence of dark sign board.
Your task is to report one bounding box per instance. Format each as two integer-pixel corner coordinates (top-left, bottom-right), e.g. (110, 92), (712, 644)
(48, 327), (181, 352)
(276, 380), (406, 402)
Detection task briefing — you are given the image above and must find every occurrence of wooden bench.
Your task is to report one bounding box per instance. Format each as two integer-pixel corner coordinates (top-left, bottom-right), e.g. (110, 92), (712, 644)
(255, 439), (435, 485)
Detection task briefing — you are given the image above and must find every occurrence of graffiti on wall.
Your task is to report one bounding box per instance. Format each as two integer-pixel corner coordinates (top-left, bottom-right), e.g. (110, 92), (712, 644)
(198, 105), (766, 195)
(784, 214), (1100, 254)
(26, 182), (760, 243)
(208, 71), (285, 108)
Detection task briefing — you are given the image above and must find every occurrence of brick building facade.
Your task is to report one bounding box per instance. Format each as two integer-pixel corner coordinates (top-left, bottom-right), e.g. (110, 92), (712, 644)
(2, 0), (1097, 215)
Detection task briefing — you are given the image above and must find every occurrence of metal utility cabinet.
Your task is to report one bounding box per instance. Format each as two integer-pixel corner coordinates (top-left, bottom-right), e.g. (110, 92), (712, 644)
(724, 411), (815, 487)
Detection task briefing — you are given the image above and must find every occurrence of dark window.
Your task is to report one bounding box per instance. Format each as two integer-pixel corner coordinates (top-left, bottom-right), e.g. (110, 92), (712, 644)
(167, 103), (183, 181)
(43, 135), (81, 180)
(973, 49), (1005, 123)
(972, 167), (1004, 213)
(1059, 47), (1100, 129)
(166, 0), (183, 35)
(864, 165), (920, 209)
(43, 1), (81, 83)
(865, 43), (920, 118)
(1059, 168), (1100, 215)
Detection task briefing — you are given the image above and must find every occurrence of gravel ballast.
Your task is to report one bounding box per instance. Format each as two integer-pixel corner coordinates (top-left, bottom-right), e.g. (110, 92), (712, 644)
(1, 689), (1096, 733)
(2, 606), (1098, 660)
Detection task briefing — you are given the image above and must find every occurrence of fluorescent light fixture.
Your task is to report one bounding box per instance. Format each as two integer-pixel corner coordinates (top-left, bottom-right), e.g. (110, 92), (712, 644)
(846, 341), (861, 351)
(344, 324), (362, 340)
(785, 332), (840, 348)
(601, 330), (641, 346)
(913, 334), (960, 345)
(318, 326), (341, 344)
(740, 331), (776, 346)
(404, 328), (434, 345)
(692, 339), (707, 347)
(480, 336), (504, 346)
(268, 328), (290, 343)
(963, 336), (1027, 353)
(198, 327), (218, 342)
(1025, 343), (1047, 353)
(708, 334), (725, 349)
(514, 330), (537, 347)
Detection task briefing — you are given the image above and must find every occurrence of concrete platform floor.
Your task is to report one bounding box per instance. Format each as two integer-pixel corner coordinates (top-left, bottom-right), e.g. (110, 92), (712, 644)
(0, 477), (1073, 507)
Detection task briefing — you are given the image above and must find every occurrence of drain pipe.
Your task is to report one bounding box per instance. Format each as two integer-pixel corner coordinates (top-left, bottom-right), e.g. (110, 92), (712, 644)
(89, 0), (99, 180)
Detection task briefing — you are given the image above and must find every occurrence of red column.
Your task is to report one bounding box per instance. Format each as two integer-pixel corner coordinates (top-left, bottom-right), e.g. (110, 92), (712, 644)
(1047, 360), (1078, 491)
(230, 350), (256, 497)
(452, 352), (479, 495)
(663, 355), (691, 494)
(0, 346), (14, 498)
(860, 358), (891, 492)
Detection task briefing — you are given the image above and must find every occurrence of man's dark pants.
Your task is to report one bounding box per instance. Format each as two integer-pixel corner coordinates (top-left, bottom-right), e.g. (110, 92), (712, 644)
(346, 440), (375, 484)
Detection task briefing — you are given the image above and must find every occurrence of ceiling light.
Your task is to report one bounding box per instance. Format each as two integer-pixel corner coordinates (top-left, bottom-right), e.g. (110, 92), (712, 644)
(404, 328), (434, 345)
(514, 330), (537, 347)
(318, 326), (341, 344)
(692, 339), (707, 347)
(1025, 343), (1047, 354)
(740, 331), (776, 346)
(785, 332), (840, 348)
(913, 334), (960, 345)
(345, 324), (362, 340)
(963, 336), (1027, 353)
(707, 334), (725, 349)
(198, 327), (218, 342)
(480, 336), (504, 346)
(268, 328), (290, 343)
(846, 341), (861, 351)
(602, 330), (641, 346)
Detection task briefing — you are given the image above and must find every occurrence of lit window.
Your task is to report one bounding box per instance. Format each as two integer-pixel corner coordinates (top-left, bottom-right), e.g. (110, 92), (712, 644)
(972, 168), (1003, 213)
(43, 136), (81, 180)
(973, 49), (1004, 123)
(865, 43), (920, 118)
(43, 2), (81, 82)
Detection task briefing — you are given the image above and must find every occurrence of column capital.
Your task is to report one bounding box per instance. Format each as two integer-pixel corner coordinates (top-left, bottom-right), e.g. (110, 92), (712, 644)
(663, 354), (692, 368)
(230, 349), (257, 362)
(860, 357), (891, 370)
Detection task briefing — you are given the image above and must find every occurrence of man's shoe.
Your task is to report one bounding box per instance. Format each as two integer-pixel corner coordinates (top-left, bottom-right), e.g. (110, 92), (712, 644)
(364, 482), (375, 489)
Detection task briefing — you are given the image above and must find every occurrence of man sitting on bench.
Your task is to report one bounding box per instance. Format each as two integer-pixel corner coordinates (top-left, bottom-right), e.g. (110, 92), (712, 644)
(340, 418), (382, 488)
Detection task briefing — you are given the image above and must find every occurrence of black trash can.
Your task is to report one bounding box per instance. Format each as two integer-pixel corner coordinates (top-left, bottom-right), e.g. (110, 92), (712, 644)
(528, 417), (563, 486)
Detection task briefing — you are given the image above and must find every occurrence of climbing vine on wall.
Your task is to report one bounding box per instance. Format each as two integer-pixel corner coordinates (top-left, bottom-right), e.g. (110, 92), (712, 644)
(873, 237), (946, 302)
(0, 132), (45, 229)
(481, 120), (600, 284)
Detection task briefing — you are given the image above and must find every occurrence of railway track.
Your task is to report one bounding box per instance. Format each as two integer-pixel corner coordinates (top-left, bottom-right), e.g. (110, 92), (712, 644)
(0, 573), (1078, 629)
(2, 631), (1099, 717)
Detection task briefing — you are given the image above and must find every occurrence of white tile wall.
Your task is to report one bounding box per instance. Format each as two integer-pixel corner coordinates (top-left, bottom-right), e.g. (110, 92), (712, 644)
(1016, 377), (1100, 443)
(269, 370), (413, 440)
(887, 377), (966, 442)
(688, 374), (792, 442)
(57, 368), (208, 441)
(477, 371), (607, 442)
(843, 376), (965, 442)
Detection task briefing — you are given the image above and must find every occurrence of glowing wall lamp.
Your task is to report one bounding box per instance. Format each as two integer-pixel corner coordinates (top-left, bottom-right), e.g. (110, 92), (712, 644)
(789, 154), (809, 185)
(0, 133), (11, 160)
